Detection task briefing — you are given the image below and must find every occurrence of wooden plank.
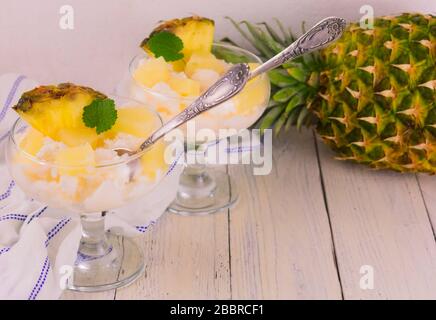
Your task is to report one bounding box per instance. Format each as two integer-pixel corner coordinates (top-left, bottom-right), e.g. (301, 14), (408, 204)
(317, 136), (436, 299)
(115, 182), (231, 299)
(416, 174), (436, 237)
(229, 129), (342, 299)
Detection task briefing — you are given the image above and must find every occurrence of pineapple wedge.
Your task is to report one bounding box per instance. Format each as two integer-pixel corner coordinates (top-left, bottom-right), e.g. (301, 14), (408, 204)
(141, 16), (215, 60)
(13, 83), (106, 146)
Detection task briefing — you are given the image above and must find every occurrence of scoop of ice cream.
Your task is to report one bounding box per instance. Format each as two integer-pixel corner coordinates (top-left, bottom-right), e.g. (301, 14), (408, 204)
(191, 69), (221, 92)
(207, 99), (237, 116)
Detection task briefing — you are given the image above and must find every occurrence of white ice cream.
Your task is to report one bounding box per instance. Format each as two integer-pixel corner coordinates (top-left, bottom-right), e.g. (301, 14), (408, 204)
(12, 131), (167, 213)
(129, 56), (270, 135)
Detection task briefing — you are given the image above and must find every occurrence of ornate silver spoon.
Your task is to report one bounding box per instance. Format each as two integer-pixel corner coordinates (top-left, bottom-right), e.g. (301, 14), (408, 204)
(114, 16), (346, 157)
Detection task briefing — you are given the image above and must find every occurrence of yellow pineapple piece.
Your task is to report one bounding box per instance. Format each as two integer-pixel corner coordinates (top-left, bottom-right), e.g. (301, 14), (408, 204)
(110, 106), (157, 138)
(184, 53), (226, 77)
(234, 63), (270, 115)
(139, 141), (168, 180)
(171, 60), (186, 72)
(174, 18), (214, 58)
(141, 16), (215, 59)
(142, 46), (185, 72)
(57, 127), (103, 148)
(248, 63), (260, 72)
(19, 128), (44, 156)
(167, 76), (200, 98)
(55, 143), (95, 176)
(155, 104), (174, 118)
(133, 57), (171, 88)
(13, 83), (107, 145)
(15, 128), (54, 182)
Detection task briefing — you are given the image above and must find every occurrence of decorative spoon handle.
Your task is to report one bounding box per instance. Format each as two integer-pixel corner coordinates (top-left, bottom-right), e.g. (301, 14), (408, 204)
(138, 63), (250, 151)
(249, 16), (346, 79)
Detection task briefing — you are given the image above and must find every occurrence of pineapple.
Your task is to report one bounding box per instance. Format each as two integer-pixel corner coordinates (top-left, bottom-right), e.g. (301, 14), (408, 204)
(184, 53), (227, 77)
(110, 106), (157, 138)
(19, 128), (44, 156)
(13, 83), (106, 147)
(167, 76), (201, 97)
(57, 127), (106, 148)
(234, 63), (271, 115)
(140, 140), (168, 180)
(228, 13), (436, 173)
(55, 143), (95, 175)
(141, 16), (215, 60)
(133, 57), (172, 87)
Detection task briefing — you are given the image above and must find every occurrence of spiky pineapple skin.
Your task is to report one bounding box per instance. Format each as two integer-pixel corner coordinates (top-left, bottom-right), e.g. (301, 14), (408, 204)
(230, 13), (436, 173)
(14, 83), (106, 112)
(316, 13), (435, 172)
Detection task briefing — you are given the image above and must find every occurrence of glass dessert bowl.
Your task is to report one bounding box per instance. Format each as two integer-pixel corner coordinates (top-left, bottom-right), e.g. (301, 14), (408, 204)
(127, 43), (271, 215)
(6, 90), (174, 292)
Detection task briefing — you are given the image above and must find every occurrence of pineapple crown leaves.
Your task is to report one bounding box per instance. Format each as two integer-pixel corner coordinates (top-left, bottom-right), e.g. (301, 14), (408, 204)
(224, 17), (323, 135)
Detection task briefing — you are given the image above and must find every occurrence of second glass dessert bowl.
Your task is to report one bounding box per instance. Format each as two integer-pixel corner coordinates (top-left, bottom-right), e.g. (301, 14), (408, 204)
(6, 96), (174, 292)
(127, 43), (271, 215)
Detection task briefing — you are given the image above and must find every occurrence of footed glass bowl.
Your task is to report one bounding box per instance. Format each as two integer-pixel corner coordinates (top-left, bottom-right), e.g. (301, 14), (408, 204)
(5, 97), (178, 292)
(126, 43), (271, 215)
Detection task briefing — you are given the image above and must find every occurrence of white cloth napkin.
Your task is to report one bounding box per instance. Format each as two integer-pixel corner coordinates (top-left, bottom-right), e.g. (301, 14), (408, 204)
(0, 74), (184, 300)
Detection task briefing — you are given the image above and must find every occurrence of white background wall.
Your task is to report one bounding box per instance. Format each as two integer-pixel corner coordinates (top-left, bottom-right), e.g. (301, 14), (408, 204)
(0, 0), (434, 92)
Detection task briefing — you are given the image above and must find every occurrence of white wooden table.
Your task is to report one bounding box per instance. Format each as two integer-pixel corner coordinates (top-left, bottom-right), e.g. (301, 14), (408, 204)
(3, 0), (433, 301)
(63, 129), (436, 300)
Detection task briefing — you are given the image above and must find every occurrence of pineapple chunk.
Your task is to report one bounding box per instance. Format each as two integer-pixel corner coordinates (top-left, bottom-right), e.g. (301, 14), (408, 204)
(110, 106), (157, 138)
(19, 128), (44, 156)
(156, 104), (174, 118)
(248, 62), (260, 72)
(140, 141), (168, 180)
(16, 128), (52, 182)
(133, 57), (171, 88)
(171, 60), (186, 72)
(167, 76), (200, 97)
(55, 143), (95, 176)
(234, 63), (270, 114)
(185, 53), (226, 78)
(57, 127), (102, 148)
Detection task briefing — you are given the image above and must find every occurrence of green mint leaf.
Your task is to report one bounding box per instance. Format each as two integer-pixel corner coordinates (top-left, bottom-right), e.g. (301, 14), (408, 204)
(82, 98), (118, 134)
(147, 31), (184, 62)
